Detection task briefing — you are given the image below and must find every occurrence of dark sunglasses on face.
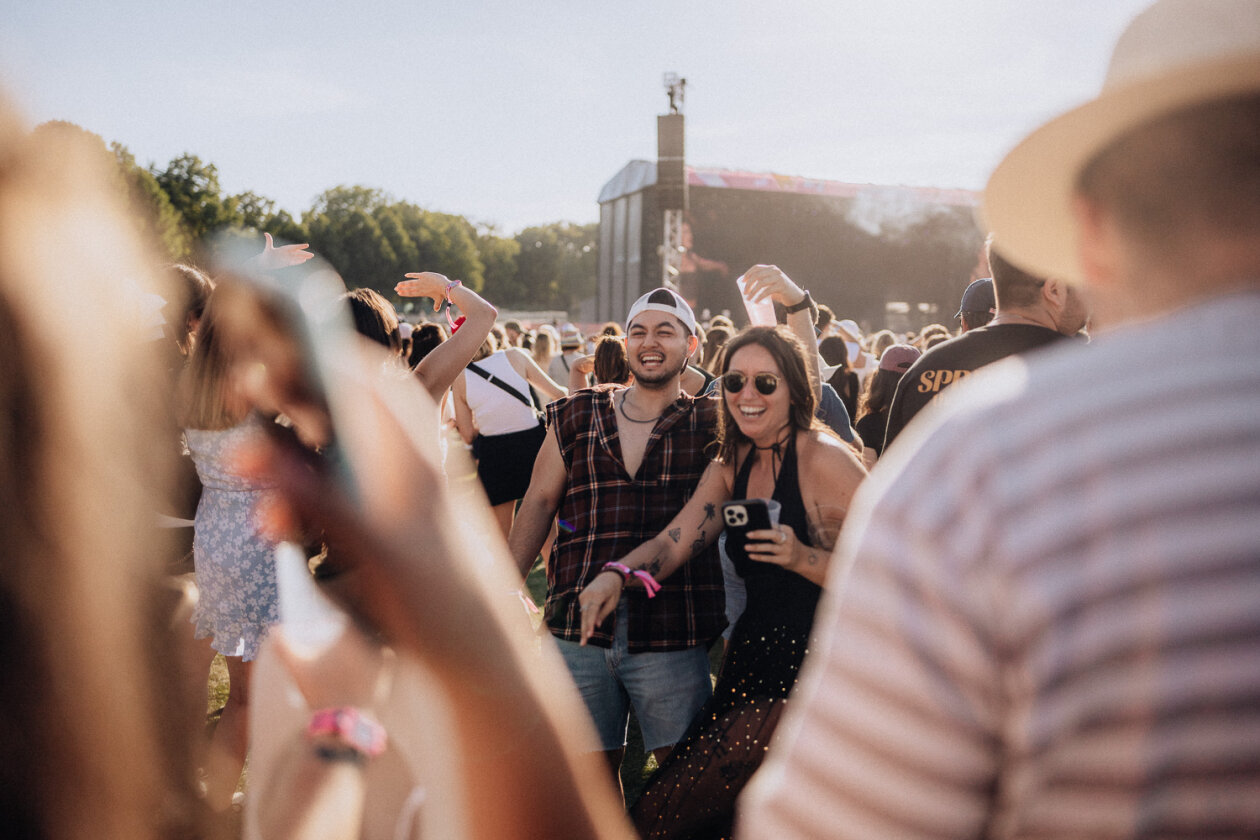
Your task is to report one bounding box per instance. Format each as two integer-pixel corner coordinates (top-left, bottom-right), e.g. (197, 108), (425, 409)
(722, 370), (780, 396)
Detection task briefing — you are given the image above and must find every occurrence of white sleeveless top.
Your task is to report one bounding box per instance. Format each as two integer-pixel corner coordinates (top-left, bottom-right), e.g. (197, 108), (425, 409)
(463, 350), (540, 436)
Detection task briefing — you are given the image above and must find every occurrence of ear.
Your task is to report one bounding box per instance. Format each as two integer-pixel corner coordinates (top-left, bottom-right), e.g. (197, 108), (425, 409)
(1041, 277), (1070, 313)
(687, 333), (699, 357)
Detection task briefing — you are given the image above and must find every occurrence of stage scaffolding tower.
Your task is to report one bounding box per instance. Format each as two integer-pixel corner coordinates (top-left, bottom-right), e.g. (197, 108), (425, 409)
(658, 73), (688, 292)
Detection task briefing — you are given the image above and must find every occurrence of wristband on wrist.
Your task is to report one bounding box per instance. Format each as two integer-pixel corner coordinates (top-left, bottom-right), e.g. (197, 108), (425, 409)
(443, 278), (462, 304)
(442, 278), (462, 330)
(306, 707), (387, 758)
(784, 290), (813, 314)
(601, 561), (661, 598)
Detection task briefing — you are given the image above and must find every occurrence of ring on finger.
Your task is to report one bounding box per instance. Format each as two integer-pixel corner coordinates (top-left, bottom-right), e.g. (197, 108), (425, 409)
(777, 528), (787, 545)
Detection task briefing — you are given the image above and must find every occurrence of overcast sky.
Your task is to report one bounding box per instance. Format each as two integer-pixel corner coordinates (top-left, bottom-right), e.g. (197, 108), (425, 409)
(2, 0), (1151, 233)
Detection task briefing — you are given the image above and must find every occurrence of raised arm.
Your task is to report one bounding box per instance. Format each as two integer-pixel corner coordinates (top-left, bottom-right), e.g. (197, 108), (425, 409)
(395, 272), (497, 397)
(508, 426), (567, 578)
(568, 355), (595, 392)
(506, 347), (567, 403)
(578, 462), (732, 642)
(740, 265), (822, 401)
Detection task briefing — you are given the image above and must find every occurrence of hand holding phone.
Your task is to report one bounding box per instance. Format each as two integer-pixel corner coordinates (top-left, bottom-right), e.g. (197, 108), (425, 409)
(722, 499), (782, 575)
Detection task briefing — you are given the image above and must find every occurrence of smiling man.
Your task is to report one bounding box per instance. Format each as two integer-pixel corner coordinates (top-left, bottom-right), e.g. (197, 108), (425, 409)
(509, 288), (727, 795)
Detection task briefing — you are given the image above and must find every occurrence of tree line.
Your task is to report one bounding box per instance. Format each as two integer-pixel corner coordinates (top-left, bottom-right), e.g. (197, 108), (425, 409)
(40, 121), (597, 311)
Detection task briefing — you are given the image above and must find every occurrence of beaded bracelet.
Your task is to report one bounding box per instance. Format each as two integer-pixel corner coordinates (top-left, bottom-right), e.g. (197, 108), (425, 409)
(601, 561), (662, 598)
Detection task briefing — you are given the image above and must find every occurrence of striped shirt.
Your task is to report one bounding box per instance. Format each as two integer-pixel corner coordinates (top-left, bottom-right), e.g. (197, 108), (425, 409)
(738, 292), (1260, 838)
(545, 386), (726, 652)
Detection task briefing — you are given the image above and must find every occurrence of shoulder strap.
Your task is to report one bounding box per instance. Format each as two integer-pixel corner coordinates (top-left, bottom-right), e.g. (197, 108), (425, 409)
(467, 361), (538, 412)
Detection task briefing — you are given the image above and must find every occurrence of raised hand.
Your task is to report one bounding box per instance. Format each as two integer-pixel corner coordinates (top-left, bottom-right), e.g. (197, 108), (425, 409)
(254, 232), (315, 269)
(740, 264), (806, 307)
(395, 272), (454, 310)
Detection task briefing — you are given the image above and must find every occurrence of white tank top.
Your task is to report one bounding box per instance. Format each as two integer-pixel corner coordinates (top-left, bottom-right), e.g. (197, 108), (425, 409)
(463, 350), (540, 436)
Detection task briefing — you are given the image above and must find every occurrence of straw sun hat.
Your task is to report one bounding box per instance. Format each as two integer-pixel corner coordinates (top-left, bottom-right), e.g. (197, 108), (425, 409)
(982, 0), (1260, 285)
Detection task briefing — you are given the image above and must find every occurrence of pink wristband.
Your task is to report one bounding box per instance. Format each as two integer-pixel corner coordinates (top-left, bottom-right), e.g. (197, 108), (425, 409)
(307, 707), (387, 758)
(443, 279), (462, 330)
(602, 561), (661, 598)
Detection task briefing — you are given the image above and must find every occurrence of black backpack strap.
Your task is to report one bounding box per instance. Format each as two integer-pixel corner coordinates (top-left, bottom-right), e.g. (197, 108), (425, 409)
(467, 361), (538, 412)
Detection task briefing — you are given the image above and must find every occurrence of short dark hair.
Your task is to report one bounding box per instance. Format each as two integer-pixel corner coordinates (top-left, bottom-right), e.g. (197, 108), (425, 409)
(988, 246), (1047, 310)
(960, 309), (995, 330)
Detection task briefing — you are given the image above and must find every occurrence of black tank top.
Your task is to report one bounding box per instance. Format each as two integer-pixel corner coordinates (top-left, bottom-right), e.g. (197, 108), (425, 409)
(728, 434), (821, 633)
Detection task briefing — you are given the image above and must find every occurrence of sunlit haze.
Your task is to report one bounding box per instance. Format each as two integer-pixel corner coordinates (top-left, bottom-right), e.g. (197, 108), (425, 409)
(2, 0), (1151, 233)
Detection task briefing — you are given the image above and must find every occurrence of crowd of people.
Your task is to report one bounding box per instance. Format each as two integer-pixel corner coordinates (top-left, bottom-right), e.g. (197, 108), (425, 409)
(4, 1), (1259, 838)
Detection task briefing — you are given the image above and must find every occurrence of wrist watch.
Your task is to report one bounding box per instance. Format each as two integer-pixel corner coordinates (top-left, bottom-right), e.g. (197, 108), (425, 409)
(784, 290), (813, 314)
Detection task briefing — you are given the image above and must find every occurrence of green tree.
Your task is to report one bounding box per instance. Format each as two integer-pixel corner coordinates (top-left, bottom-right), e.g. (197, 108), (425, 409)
(154, 153), (241, 244)
(113, 144), (191, 261)
(476, 226), (522, 304)
(513, 222), (598, 310)
(232, 190), (276, 231)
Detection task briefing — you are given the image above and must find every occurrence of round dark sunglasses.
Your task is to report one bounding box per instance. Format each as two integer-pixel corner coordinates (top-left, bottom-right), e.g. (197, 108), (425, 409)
(721, 371), (780, 396)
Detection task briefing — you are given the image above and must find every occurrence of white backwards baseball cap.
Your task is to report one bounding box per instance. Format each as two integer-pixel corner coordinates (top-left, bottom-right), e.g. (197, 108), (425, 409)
(626, 288), (698, 335)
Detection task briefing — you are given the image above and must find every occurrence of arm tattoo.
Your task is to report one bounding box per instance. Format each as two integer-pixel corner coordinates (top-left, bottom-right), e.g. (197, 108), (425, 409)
(668, 527), (681, 543)
(703, 502), (716, 523)
(690, 530), (707, 558)
(647, 553), (666, 576)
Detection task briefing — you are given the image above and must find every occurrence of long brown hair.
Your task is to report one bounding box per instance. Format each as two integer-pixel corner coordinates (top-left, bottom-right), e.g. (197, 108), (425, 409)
(714, 326), (823, 465)
(178, 288), (242, 430)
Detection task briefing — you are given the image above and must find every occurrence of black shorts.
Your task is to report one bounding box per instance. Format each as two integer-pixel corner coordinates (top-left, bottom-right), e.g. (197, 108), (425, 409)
(475, 423), (546, 505)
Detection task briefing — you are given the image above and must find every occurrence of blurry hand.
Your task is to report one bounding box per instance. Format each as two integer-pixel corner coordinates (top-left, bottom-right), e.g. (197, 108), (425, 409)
(253, 232), (315, 269)
(272, 618), (394, 712)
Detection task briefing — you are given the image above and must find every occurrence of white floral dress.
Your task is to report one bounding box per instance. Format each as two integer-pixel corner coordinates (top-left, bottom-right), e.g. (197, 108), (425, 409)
(185, 415), (278, 660)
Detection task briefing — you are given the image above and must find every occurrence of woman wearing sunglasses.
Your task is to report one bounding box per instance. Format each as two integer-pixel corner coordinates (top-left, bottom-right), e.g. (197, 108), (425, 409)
(578, 324), (867, 840)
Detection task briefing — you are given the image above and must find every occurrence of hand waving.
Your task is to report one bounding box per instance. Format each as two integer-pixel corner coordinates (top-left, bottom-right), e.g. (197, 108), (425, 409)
(254, 232), (315, 270)
(395, 272), (453, 311)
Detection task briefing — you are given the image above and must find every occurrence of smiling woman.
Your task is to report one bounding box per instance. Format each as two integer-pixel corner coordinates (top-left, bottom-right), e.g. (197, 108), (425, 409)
(577, 325), (868, 839)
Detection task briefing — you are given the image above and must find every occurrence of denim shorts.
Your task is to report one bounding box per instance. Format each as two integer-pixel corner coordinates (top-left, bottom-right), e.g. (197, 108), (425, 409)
(554, 602), (712, 752)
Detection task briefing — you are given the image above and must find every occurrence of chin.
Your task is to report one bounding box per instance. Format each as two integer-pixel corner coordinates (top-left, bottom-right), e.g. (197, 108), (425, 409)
(630, 363), (682, 387)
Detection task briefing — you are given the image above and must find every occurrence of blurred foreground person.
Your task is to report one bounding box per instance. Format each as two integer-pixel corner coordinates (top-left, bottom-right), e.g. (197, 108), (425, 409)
(740, 1), (1260, 836)
(0, 97), (205, 840)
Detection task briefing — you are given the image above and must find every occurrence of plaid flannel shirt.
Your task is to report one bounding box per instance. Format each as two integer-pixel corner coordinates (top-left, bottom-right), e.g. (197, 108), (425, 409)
(544, 386), (726, 651)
